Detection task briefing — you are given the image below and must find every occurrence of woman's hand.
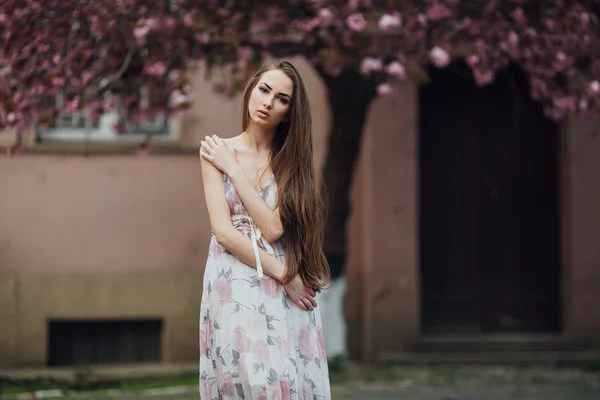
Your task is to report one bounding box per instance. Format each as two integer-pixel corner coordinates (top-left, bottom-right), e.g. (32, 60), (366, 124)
(199, 135), (239, 176)
(284, 274), (318, 311)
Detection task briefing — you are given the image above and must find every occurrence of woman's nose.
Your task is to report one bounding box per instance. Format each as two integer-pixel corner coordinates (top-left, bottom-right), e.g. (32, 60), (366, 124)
(263, 98), (273, 109)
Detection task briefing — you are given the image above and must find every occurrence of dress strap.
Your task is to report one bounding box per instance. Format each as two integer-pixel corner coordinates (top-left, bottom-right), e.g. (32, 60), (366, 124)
(231, 215), (275, 279)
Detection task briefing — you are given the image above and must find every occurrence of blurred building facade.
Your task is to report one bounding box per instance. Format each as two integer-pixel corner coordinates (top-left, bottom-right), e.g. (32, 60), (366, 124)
(1, 58), (599, 367)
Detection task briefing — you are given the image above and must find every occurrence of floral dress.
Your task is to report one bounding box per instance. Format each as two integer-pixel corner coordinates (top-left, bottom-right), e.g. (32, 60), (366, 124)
(199, 174), (331, 400)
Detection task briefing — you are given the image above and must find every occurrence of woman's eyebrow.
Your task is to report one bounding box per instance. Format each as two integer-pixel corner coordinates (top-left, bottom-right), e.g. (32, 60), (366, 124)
(261, 82), (290, 98)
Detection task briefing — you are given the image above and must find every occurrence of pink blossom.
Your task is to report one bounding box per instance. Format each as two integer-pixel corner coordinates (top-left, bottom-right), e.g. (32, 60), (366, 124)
(589, 81), (600, 94)
(347, 0), (360, 10)
(298, 328), (313, 359)
(429, 46), (450, 68)
(386, 61), (406, 79)
(474, 69), (494, 86)
(507, 31), (519, 46)
(467, 55), (479, 67)
(146, 62), (167, 76)
(346, 13), (366, 31)
(427, 4), (451, 21)
(512, 8), (527, 25)
(183, 12), (195, 27)
(377, 83), (393, 95)
(260, 277), (282, 297)
(360, 57), (382, 75)
(171, 89), (189, 107)
(236, 46), (253, 62)
(378, 13), (401, 30)
(417, 13), (428, 27)
(52, 77), (65, 87)
(318, 8), (333, 25)
(133, 25), (150, 40)
(300, 17), (321, 32)
(195, 32), (210, 43)
(222, 372), (234, 397)
(213, 277), (232, 304)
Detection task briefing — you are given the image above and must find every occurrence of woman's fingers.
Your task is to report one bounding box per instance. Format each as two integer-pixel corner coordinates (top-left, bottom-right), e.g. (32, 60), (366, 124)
(199, 148), (213, 161)
(306, 295), (318, 308)
(308, 288), (317, 297)
(200, 141), (212, 154)
(206, 135), (221, 149)
(301, 298), (314, 311)
(296, 298), (307, 311)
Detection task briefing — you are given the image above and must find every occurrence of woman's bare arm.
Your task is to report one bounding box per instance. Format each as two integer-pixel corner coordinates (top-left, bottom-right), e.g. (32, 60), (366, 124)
(200, 154), (285, 281)
(203, 135), (283, 243)
(227, 164), (283, 243)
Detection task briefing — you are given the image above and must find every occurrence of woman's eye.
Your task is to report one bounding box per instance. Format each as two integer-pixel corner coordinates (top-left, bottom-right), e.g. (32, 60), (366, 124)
(279, 97), (289, 104)
(259, 87), (268, 93)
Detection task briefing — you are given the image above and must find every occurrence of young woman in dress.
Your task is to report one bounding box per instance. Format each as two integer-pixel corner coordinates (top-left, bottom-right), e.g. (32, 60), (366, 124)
(198, 60), (331, 400)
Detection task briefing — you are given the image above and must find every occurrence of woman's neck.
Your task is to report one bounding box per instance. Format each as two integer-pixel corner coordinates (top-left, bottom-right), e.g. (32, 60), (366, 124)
(243, 123), (275, 153)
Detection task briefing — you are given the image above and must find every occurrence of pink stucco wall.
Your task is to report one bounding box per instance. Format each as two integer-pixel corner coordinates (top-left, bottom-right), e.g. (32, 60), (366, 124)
(0, 156), (207, 274)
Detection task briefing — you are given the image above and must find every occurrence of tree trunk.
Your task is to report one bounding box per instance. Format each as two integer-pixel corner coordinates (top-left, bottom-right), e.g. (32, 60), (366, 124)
(317, 68), (376, 360)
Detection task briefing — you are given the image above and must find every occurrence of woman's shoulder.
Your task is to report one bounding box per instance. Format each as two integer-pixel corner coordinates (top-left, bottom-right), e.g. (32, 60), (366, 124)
(222, 134), (246, 151)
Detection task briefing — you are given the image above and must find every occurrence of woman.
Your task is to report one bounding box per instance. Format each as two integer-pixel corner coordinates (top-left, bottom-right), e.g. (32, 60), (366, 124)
(198, 60), (331, 400)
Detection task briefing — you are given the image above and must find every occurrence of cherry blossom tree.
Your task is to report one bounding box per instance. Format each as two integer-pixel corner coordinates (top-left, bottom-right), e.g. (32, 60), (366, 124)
(2, 0), (600, 360)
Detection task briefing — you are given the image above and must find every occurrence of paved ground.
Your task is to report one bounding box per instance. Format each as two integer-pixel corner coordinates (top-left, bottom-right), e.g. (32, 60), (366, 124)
(84, 384), (600, 400)
(3, 365), (599, 400)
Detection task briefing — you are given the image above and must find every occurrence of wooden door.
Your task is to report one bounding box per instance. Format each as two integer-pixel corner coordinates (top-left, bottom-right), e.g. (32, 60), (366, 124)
(419, 63), (561, 334)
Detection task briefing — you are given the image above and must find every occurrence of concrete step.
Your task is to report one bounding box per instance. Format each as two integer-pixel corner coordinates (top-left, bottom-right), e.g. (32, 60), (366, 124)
(380, 350), (600, 366)
(410, 334), (587, 352)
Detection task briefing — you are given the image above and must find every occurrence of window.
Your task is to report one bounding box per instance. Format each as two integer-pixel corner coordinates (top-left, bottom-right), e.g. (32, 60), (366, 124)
(48, 319), (163, 366)
(38, 108), (179, 143)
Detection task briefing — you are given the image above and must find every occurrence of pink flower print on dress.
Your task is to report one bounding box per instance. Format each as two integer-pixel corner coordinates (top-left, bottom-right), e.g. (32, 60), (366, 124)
(210, 240), (224, 257)
(271, 383), (283, 400)
(226, 191), (245, 215)
(201, 380), (212, 398)
(251, 339), (270, 364)
(221, 372), (235, 397)
(280, 377), (291, 400)
(302, 380), (313, 400)
(260, 277), (282, 298)
(199, 327), (207, 359)
(213, 277), (232, 305)
(245, 310), (269, 338)
(310, 329), (321, 361)
(298, 328), (313, 359)
(232, 326), (251, 352)
(257, 392), (268, 400)
(316, 327), (327, 360)
(276, 336), (291, 357)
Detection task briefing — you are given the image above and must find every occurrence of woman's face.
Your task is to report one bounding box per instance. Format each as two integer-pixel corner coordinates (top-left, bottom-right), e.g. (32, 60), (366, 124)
(247, 69), (294, 128)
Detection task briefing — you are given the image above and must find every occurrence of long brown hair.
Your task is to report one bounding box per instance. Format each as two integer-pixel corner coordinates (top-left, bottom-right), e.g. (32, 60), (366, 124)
(241, 60), (330, 290)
